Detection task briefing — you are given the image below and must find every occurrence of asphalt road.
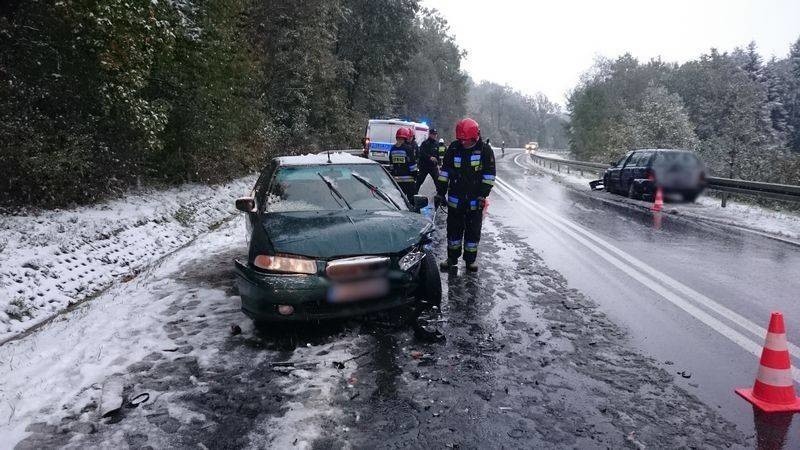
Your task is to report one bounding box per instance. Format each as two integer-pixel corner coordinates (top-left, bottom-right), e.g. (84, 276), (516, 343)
(6, 150), (799, 448)
(493, 149), (800, 446)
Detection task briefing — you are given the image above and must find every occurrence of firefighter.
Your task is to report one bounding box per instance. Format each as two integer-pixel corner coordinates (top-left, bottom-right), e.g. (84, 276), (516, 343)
(437, 138), (447, 164)
(390, 127), (418, 200)
(434, 118), (495, 272)
(416, 128), (440, 191)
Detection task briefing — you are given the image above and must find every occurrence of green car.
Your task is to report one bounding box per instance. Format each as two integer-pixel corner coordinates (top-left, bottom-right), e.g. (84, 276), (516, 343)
(234, 153), (441, 323)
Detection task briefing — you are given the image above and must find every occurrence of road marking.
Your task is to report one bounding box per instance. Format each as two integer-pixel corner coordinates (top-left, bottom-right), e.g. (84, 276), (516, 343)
(509, 154), (800, 355)
(492, 179), (800, 382)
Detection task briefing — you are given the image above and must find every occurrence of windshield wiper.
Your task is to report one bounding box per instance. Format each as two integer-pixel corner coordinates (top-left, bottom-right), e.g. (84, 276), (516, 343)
(351, 173), (400, 210)
(317, 172), (352, 209)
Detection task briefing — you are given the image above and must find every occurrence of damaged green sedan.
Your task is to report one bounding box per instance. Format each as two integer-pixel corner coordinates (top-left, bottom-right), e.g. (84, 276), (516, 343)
(234, 153), (441, 323)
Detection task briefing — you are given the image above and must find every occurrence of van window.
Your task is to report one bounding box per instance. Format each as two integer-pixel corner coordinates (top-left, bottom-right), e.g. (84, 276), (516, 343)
(368, 123), (398, 144)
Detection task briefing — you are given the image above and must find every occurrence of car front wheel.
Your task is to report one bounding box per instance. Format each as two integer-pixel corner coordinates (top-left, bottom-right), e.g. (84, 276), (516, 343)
(604, 175), (614, 194)
(415, 250), (442, 309)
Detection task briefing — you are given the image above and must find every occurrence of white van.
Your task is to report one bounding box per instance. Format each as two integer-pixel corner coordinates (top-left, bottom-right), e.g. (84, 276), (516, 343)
(363, 119), (429, 163)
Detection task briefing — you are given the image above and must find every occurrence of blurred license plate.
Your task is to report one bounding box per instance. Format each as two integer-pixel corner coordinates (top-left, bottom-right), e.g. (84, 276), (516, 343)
(328, 278), (389, 304)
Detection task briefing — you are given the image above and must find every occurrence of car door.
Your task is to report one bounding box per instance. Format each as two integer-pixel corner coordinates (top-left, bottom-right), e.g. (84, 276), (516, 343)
(606, 151), (633, 192)
(620, 151), (650, 192)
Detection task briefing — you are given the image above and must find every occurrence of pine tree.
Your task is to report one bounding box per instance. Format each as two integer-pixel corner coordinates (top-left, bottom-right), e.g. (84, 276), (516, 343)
(621, 84), (698, 150)
(764, 57), (793, 144)
(787, 37), (800, 151)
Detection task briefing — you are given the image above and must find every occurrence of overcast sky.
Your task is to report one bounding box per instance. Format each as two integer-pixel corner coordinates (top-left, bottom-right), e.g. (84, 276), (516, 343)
(421, 0), (800, 106)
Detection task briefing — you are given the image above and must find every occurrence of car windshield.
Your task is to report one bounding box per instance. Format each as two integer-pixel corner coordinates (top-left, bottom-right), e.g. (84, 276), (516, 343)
(265, 164), (407, 212)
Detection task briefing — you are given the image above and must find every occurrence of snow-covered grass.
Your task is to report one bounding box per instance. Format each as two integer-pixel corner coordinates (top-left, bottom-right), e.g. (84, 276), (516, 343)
(0, 219), (244, 445)
(0, 176), (255, 342)
(0, 216), (360, 448)
(527, 153), (800, 243)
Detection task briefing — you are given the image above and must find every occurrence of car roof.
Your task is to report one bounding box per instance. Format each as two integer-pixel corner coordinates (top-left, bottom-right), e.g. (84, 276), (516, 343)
(632, 148), (694, 153)
(275, 153), (378, 166)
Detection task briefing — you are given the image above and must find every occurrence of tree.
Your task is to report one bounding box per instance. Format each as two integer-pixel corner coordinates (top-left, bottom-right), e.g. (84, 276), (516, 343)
(468, 81), (567, 149)
(787, 37), (800, 152)
(618, 84), (698, 150)
(396, 9), (468, 136)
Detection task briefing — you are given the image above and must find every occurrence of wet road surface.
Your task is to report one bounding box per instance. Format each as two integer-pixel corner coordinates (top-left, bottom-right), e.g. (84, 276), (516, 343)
(493, 150), (800, 445)
(6, 152), (799, 448)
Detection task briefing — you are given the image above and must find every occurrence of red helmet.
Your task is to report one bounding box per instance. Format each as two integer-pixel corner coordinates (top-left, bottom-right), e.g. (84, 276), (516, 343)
(455, 118), (480, 141)
(396, 127), (413, 140)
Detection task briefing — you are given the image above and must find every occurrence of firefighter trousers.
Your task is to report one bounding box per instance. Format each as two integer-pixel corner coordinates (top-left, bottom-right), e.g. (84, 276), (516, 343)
(446, 206), (484, 264)
(416, 166), (439, 190)
(398, 181), (417, 201)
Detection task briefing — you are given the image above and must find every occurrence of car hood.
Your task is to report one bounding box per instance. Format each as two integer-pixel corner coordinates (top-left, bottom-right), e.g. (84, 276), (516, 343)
(262, 210), (430, 259)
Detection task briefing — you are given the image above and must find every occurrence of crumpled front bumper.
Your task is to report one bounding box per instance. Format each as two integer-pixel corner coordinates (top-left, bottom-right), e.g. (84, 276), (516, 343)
(234, 259), (418, 322)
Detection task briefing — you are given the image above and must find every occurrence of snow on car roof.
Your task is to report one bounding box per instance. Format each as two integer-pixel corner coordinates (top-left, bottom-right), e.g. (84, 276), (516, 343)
(275, 152), (377, 166)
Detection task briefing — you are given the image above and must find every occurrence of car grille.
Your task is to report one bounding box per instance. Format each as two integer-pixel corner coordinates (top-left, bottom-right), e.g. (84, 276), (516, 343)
(325, 256), (390, 281)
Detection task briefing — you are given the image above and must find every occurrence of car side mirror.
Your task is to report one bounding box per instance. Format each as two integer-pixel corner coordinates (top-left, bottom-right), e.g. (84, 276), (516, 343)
(412, 195), (428, 212)
(235, 197), (256, 213)
(608, 161), (617, 167)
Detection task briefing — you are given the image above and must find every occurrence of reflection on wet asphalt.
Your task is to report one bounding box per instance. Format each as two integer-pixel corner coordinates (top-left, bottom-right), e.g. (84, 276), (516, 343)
(15, 178), (771, 449)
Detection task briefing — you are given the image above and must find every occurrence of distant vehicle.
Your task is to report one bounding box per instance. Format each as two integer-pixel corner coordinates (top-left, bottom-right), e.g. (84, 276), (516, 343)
(525, 142), (538, 154)
(602, 149), (706, 202)
(233, 153), (440, 323)
(363, 119), (430, 163)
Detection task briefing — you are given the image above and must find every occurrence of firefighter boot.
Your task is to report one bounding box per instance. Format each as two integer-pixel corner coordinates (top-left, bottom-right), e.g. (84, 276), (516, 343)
(439, 259), (457, 271)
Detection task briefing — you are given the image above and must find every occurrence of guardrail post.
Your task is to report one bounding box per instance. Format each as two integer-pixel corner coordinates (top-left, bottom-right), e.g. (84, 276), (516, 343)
(721, 193), (727, 208)
(557, 163), (560, 173)
(567, 166), (570, 174)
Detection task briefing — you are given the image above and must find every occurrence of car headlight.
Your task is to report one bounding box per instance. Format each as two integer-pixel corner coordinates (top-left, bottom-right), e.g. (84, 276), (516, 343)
(253, 255), (317, 274)
(399, 249), (425, 272)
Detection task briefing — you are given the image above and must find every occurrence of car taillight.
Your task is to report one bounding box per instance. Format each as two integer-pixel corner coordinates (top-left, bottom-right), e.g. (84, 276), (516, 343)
(253, 255), (317, 274)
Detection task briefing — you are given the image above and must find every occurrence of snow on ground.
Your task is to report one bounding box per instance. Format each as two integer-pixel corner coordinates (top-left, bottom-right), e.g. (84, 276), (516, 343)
(247, 341), (361, 450)
(1, 215), (361, 448)
(0, 176), (255, 342)
(529, 152), (800, 243)
(0, 221), (245, 444)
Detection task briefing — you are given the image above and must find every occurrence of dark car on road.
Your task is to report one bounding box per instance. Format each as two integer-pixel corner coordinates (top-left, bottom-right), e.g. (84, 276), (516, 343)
(233, 153), (441, 323)
(603, 149), (706, 202)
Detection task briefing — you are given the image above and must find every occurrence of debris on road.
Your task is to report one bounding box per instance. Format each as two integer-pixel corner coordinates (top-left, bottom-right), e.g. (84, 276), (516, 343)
(98, 375), (125, 419)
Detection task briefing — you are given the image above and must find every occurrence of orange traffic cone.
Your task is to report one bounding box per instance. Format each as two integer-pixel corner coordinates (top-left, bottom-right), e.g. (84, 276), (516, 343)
(651, 186), (664, 212)
(735, 312), (800, 413)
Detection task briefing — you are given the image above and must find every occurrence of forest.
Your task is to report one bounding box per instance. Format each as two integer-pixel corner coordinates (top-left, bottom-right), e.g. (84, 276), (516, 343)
(0, 1), (451, 206)
(567, 40), (800, 184)
(4, 1), (797, 207)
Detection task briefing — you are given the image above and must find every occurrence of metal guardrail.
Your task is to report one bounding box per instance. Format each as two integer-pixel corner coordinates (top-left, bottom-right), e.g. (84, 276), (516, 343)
(528, 152), (800, 204)
(704, 177), (800, 204)
(528, 152), (607, 177)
